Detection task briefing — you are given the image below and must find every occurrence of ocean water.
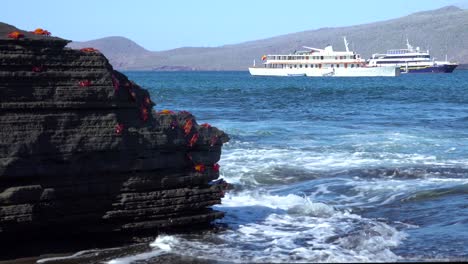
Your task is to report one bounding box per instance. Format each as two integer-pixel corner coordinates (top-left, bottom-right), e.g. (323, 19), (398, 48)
(113, 71), (468, 263)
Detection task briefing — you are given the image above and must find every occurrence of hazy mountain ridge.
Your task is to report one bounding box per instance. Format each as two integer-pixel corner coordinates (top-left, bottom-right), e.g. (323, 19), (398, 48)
(68, 6), (468, 70)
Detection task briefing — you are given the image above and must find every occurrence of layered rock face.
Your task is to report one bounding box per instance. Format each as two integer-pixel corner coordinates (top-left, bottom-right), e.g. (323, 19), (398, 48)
(0, 23), (229, 244)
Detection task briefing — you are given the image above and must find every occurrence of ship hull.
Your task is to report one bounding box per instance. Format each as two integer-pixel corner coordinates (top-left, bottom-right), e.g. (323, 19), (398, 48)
(401, 64), (458, 73)
(249, 66), (400, 77)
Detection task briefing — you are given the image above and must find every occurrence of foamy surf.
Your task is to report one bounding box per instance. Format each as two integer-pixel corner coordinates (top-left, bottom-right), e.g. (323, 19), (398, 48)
(106, 236), (177, 264)
(220, 139), (468, 187)
(108, 192), (405, 263)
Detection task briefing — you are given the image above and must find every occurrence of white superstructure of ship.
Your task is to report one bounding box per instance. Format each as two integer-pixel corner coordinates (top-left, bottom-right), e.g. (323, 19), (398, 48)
(367, 39), (458, 73)
(249, 37), (400, 77)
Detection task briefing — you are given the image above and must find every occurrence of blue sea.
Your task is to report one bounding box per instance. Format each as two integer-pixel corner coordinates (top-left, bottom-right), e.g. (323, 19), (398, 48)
(112, 71), (468, 263)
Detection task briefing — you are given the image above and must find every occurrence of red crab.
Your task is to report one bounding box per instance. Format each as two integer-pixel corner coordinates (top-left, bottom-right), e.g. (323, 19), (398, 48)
(115, 123), (124, 135)
(183, 119), (193, 135)
(194, 164), (206, 173)
(141, 107), (149, 122)
(212, 163), (220, 172)
(7, 31), (24, 39)
(32, 28), (51, 36)
(80, 47), (99, 53)
(200, 123), (212, 128)
(78, 80), (92, 87)
(188, 133), (199, 147)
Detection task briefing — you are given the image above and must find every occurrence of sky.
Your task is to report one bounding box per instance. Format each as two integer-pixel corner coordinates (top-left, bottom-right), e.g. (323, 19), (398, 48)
(1, 0), (467, 51)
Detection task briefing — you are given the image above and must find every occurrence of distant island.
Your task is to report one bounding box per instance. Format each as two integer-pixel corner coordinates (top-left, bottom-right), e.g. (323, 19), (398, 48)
(68, 6), (468, 71)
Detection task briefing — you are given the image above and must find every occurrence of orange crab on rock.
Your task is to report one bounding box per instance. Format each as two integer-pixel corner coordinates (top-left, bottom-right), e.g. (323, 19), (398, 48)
(188, 133), (199, 147)
(32, 28), (51, 36)
(183, 119), (193, 135)
(159, 109), (175, 115)
(80, 47), (99, 53)
(194, 164), (206, 173)
(141, 107), (149, 122)
(7, 31), (24, 40)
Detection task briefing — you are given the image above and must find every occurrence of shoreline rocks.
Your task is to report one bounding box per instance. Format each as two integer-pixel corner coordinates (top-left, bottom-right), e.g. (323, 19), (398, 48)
(0, 22), (229, 259)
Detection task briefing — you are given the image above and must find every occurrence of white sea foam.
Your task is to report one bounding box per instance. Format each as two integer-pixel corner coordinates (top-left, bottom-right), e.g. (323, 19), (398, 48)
(304, 175), (468, 209)
(107, 191), (405, 263)
(104, 190), (406, 263)
(220, 142), (468, 186)
(106, 236), (179, 264)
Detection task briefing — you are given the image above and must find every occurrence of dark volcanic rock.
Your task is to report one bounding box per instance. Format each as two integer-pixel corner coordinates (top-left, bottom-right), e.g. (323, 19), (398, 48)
(0, 22), (229, 253)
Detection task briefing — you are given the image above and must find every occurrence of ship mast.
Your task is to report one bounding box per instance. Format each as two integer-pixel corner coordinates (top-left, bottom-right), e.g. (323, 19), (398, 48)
(406, 38), (414, 51)
(344, 36), (350, 52)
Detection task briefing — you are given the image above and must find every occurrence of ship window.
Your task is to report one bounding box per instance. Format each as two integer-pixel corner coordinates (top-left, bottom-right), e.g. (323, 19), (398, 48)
(299, 65), (302, 68)
(290, 66), (292, 69)
(336, 64), (339, 68)
(305, 64), (308, 68)
(294, 65), (297, 68)
(321, 56), (324, 60)
(351, 64), (354, 68)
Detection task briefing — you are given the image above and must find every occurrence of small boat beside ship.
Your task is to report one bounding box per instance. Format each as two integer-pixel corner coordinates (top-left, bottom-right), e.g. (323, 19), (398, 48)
(249, 38), (400, 77)
(367, 39), (458, 73)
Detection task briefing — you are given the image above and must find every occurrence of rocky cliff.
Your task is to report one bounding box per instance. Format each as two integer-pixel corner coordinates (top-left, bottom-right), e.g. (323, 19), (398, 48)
(0, 22), (229, 252)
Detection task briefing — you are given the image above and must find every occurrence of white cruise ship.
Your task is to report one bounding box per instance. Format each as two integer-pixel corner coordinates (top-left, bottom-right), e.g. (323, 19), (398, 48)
(367, 39), (458, 73)
(249, 38), (400, 77)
